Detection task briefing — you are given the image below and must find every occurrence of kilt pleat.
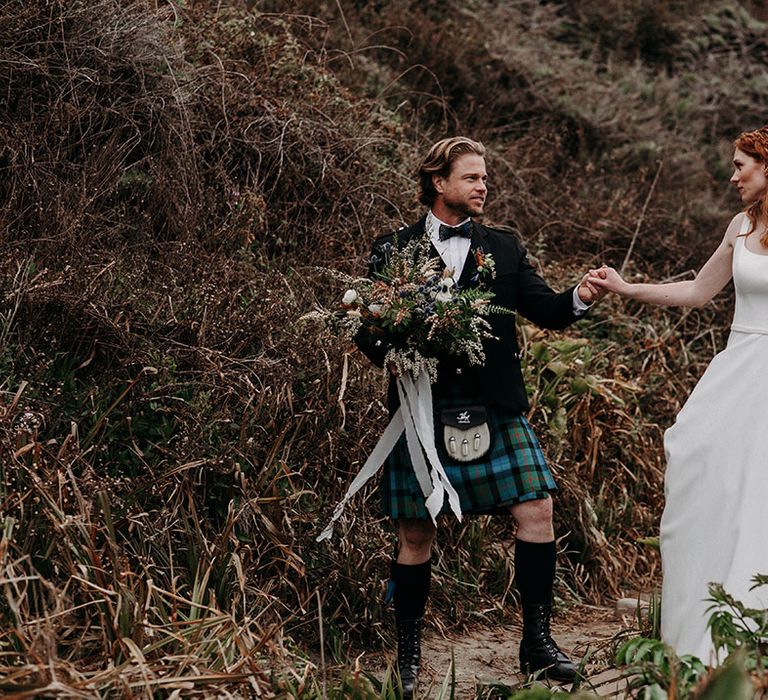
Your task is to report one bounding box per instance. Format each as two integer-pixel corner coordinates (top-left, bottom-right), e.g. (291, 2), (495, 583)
(381, 396), (556, 520)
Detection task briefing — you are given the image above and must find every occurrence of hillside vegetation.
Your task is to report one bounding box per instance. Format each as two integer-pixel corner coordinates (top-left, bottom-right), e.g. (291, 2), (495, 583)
(1, 0), (766, 696)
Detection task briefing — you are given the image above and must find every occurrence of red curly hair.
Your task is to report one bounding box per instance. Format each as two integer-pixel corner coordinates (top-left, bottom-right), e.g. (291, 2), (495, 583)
(735, 126), (768, 245)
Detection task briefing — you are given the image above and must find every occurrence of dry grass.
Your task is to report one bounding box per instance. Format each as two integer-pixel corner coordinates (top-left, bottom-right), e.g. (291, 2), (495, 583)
(0, 0), (764, 696)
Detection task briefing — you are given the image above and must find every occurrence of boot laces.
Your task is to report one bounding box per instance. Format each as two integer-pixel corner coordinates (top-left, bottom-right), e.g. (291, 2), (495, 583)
(522, 606), (567, 661)
(397, 620), (422, 669)
(541, 634), (562, 658)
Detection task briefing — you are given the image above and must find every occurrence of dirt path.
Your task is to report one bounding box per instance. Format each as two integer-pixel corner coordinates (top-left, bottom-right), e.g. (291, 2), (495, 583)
(364, 604), (638, 698)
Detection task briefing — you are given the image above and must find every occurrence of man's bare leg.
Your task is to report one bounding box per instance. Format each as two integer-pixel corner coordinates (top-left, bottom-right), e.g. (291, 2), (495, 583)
(391, 518), (436, 699)
(510, 496), (577, 682)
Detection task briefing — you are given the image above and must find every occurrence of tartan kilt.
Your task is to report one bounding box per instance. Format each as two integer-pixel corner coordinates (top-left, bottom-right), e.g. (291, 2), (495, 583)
(381, 396), (557, 521)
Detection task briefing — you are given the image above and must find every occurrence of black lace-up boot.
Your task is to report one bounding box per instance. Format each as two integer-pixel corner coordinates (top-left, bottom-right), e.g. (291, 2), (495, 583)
(519, 603), (578, 682)
(396, 617), (423, 699)
(389, 558), (430, 698)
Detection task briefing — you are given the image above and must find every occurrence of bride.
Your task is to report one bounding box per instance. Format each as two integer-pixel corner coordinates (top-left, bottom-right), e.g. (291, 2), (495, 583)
(588, 126), (768, 663)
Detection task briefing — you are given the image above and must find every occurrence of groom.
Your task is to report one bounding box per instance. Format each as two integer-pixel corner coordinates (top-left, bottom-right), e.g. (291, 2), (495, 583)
(355, 136), (603, 696)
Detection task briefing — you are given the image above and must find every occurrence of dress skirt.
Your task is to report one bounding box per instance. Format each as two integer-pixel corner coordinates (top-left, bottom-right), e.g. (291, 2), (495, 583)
(661, 329), (768, 663)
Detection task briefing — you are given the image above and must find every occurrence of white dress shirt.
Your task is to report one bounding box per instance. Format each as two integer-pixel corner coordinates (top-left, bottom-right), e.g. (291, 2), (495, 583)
(426, 210), (590, 315)
(427, 210), (473, 280)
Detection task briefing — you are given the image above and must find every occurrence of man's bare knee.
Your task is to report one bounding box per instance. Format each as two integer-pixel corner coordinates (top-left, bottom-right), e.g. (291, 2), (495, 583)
(509, 497), (554, 542)
(398, 519), (436, 563)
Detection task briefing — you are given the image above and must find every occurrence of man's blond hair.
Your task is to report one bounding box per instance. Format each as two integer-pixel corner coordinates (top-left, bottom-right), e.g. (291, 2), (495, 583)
(418, 136), (485, 206)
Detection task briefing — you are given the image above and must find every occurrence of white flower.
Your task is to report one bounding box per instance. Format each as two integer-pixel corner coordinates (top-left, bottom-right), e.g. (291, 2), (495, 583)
(368, 303), (383, 315)
(342, 289), (358, 305)
(435, 290), (452, 303)
(441, 276), (455, 288)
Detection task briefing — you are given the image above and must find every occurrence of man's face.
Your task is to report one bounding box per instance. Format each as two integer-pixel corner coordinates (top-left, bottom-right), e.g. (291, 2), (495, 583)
(433, 153), (488, 220)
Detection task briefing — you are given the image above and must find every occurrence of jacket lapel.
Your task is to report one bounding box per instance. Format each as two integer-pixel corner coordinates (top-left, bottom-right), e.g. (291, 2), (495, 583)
(410, 215), (427, 240)
(456, 221), (488, 288)
(401, 215), (446, 266)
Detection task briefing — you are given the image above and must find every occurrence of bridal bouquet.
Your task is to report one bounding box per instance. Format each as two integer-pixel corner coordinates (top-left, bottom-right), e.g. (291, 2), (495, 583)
(310, 233), (508, 540)
(325, 235), (502, 378)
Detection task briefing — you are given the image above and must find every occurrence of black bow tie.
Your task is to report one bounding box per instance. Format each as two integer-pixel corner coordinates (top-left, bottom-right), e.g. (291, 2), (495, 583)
(438, 221), (472, 241)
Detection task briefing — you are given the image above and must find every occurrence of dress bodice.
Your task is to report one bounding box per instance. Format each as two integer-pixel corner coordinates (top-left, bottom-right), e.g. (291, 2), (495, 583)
(731, 215), (768, 334)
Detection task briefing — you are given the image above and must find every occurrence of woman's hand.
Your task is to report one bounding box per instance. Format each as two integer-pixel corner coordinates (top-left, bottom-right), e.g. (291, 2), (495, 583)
(577, 270), (604, 304)
(587, 266), (631, 296)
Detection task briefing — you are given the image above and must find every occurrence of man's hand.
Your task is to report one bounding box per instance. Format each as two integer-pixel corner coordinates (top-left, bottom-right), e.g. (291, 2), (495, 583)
(587, 266), (631, 296)
(577, 268), (608, 304)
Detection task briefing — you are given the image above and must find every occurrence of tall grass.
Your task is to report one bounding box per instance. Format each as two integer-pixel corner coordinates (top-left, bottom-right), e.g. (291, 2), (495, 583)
(1, 0), (766, 695)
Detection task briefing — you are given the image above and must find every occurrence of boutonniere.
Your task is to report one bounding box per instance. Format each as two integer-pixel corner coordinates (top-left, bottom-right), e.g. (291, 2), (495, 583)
(471, 246), (496, 283)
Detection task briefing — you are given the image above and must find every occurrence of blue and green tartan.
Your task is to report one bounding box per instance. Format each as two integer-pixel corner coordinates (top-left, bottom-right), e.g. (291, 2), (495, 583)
(381, 395), (556, 520)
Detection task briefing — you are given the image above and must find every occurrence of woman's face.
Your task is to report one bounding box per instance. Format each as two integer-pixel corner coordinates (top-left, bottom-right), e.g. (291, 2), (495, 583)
(730, 148), (768, 204)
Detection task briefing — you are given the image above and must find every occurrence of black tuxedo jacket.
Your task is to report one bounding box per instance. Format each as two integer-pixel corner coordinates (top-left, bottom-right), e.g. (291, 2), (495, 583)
(355, 216), (582, 414)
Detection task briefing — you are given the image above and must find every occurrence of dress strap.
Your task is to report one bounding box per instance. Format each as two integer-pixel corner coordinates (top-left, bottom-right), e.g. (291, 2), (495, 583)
(739, 213), (751, 236)
(734, 213), (751, 258)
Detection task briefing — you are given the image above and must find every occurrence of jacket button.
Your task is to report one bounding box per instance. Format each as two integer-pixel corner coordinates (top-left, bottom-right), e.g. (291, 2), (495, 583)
(456, 368), (462, 375)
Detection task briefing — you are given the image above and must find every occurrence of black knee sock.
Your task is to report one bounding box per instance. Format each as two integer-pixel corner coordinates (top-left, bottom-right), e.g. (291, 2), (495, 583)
(392, 560), (431, 621)
(514, 539), (556, 607)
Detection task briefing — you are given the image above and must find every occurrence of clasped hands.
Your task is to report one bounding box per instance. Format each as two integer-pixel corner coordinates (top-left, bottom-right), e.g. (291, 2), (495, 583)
(577, 265), (626, 304)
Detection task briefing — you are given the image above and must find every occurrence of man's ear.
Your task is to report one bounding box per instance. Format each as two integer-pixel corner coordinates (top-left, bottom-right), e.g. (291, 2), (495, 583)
(432, 173), (444, 195)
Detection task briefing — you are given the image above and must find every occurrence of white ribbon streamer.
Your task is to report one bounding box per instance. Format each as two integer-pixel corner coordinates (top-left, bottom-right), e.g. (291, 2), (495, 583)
(397, 373), (462, 523)
(316, 372), (463, 542)
(395, 375), (433, 498)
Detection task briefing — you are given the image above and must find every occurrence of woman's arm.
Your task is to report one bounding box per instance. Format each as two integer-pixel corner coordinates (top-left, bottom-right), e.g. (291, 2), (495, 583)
(588, 213), (743, 307)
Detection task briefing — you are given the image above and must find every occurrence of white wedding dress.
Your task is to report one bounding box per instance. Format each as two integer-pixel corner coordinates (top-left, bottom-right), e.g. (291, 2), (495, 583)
(661, 215), (768, 663)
